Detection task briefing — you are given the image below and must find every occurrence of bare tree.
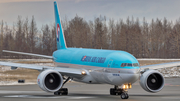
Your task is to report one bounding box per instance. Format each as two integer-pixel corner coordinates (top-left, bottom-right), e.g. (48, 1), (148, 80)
(2, 15), (180, 59)
(94, 16), (108, 49)
(28, 16), (37, 53)
(42, 24), (51, 55)
(0, 20), (4, 58)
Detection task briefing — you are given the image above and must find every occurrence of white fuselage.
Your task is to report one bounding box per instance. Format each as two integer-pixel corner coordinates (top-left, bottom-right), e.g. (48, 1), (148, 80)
(55, 62), (140, 86)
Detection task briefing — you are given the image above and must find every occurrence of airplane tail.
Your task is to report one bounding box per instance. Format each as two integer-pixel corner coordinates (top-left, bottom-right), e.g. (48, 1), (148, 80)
(54, 1), (67, 49)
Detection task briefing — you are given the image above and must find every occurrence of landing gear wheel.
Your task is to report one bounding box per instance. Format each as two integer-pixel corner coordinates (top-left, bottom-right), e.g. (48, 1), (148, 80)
(61, 88), (68, 95)
(54, 91), (60, 95)
(110, 86), (124, 96)
(121, 92), (129, 99)
(117, 92), (122, 95)
(54, 88), (68, 95)
(110, 88), (116, 95)
(125, 93), (129, 99)
(121, 93), (126, 99)
(54, 77), (70, 96)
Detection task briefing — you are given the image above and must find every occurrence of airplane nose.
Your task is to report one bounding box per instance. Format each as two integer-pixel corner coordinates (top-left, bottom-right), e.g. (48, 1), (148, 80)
(120, 69), (140, 84)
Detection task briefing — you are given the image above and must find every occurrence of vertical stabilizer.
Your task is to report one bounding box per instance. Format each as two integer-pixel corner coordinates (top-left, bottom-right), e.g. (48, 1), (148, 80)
(54, 1), (67, 49)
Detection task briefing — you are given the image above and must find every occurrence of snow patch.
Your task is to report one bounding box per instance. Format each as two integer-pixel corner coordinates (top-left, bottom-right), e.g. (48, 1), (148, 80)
(159, 67), (180, 77)
(0, 81), (36, 85)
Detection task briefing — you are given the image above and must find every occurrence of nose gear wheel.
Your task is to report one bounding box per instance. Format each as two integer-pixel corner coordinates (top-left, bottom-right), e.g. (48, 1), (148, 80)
(110, 85), (129, 99)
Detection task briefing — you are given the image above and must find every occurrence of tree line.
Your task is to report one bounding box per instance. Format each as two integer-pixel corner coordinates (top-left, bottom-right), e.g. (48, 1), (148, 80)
(0, 15), (180, 59)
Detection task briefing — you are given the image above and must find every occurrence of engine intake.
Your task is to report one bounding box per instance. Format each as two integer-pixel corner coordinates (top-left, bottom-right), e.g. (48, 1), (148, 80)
(139, 70), (164, 93)
(37, 70), (63, 92)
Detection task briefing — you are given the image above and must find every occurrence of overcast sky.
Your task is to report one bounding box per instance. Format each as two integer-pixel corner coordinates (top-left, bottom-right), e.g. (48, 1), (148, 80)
(1, 0), (180, 28)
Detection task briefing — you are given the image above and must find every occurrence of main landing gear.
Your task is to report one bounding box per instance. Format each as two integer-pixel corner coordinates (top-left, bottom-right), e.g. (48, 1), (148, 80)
(110, 84), (131, 99)
(54, 88), (68, 95)
(54, 77), (70, 96)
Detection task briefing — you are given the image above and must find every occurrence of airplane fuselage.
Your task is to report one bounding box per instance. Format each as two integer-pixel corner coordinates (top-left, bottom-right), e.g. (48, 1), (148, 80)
(53, 48), (140, 86)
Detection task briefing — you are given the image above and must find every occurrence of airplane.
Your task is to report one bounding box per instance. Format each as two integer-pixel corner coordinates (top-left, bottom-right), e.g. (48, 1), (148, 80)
(1, 1), (180, 99)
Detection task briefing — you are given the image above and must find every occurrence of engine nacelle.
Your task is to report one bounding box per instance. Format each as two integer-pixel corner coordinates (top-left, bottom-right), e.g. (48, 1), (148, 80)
(139, 70), (164, 93)
(37, 69), (63, 92)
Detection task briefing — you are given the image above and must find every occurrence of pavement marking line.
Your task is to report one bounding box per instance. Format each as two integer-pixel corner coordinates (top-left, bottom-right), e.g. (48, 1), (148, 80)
(3, 95), (96, 99)
(0, 90), (44, 94)
(67, 97), (95, 99)
(162, 97), (180, 100)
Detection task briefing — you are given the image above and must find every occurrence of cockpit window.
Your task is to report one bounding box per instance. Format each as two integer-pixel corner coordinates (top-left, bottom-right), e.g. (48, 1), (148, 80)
(121, 63), (125, 67)
(127, 63), (132, 66)
(133, 63), (139, 67)
(121, 63), (139, 67)
(124, 63), (127, 66)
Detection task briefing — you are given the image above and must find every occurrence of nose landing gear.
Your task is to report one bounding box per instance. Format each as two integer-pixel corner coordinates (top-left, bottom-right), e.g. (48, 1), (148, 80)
(110, 85), (131, 99)
(121, 92), (129, 99)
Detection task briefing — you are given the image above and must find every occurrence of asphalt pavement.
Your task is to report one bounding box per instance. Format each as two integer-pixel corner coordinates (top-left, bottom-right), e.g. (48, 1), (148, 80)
(0, 78), (180, 101)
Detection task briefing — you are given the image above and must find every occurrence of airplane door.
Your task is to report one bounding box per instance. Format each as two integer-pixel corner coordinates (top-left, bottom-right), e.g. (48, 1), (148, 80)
(107, 60), (113, 68)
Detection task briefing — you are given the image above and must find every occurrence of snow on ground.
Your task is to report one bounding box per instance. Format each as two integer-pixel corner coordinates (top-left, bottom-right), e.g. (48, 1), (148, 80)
(0, 81), (36, 85)
(36, 63), (55, 67)
(0, 66), (11, 72)
(0, 59), (53, 71)
(159, 67), (180, 77)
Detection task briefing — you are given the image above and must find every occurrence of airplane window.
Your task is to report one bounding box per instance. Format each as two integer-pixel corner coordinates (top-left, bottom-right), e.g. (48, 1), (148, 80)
(121, 63), (125, 67)
(127, 63), (132, 66)
(125, 63), (128, 66)
(121, 63), (138, 67)
(133, 63), (139, 67)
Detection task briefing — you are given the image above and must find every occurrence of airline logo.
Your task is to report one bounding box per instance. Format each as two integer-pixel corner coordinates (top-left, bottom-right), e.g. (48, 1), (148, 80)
(82, 56), (87, 61)
(81, 55), (106, 63)
(38, 79), (40, 84)
(57, 24), (60, 42)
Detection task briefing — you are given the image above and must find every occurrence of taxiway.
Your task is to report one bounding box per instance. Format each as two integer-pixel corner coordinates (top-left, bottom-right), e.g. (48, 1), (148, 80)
(0, 78), (180, 101)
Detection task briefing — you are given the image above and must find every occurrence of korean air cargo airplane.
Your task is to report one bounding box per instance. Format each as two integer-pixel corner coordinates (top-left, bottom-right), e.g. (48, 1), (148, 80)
(1, 1), (180, 99)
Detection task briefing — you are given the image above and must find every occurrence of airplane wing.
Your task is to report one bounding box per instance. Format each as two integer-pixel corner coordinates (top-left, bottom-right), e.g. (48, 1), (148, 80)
(0, 61), (85, 79)
(1, 50), (85, 78)
(140, 61), (180, 70)
(3, 50), (53, 59)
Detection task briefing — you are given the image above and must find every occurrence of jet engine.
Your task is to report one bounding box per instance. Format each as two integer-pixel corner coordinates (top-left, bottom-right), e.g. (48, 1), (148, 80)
(139, 69), (164, 93)
(37, 69), (63, 92)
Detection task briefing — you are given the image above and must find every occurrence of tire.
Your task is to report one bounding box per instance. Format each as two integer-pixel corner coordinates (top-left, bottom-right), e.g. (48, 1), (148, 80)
(118, 92), (122, 95)
(125, 93), (129, 99)
(121, 93), (126, 99)
(54, 91), (59, 95)
(62, 88), (68, 95)
(54, 88), (68, 95)
(110, 88), (116, 95)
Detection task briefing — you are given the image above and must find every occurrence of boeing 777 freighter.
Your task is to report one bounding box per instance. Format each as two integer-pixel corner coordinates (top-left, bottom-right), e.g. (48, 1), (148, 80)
(1, 1), (180, 99)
